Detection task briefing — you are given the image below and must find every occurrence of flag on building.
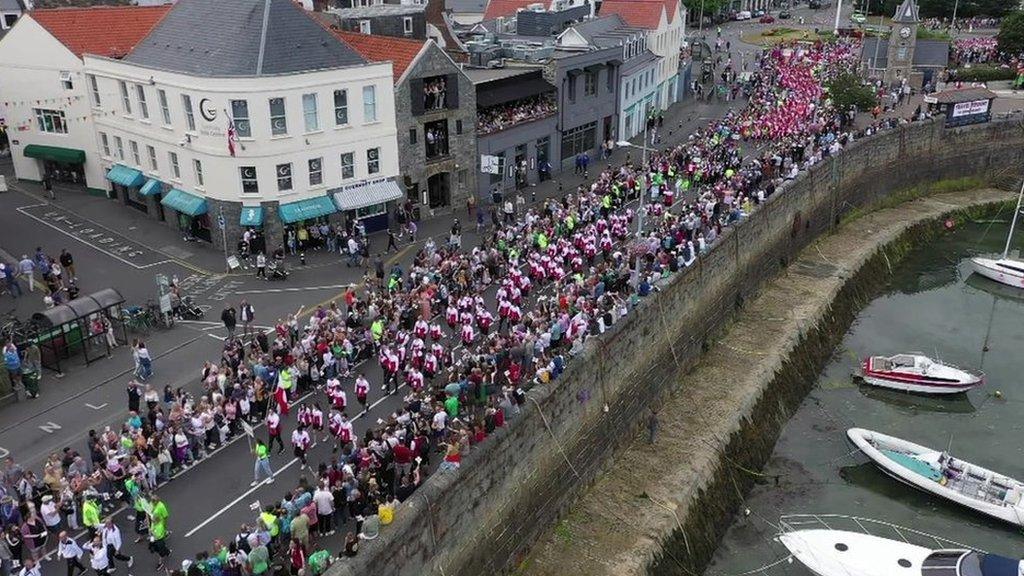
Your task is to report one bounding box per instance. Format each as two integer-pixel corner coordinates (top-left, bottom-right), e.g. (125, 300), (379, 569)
(227, 117), (238, 157)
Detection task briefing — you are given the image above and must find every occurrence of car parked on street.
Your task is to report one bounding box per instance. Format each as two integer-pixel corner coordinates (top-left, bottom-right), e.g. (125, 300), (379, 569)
(778, 10), (792, 19)
(759, 14), (775, 23)
(734, 10), (752, 20)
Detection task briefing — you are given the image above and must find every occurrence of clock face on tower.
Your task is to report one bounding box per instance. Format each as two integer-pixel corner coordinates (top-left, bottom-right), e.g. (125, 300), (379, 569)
(899, 26), (911, 38)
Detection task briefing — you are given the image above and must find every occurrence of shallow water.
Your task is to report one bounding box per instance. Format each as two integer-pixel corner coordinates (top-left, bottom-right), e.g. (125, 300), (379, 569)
(705, 218), (1024, 576)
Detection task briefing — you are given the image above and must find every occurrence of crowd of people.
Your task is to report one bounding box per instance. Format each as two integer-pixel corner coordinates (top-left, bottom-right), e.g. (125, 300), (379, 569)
(0, 35), (944, 576)
(952, 37), (999, 65)
(476, 94), (557, 135)
(0, 248), (78, 306)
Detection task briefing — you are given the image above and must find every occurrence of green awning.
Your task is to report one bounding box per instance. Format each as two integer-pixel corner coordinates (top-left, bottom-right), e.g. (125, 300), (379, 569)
(139, 179), (163, 197)
(278, 196), (336, 224)
(23, 144), (86, 165)
(240, 205), (264, 227)
(160, 188), (208, 216)
(106, 164), (145, 188)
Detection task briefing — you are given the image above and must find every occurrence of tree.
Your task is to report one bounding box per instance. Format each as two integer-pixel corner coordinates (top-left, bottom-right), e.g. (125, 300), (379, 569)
(683, 0), (728, 21)
(998, 11), (1024, 57)
(826, 72), (878, 112)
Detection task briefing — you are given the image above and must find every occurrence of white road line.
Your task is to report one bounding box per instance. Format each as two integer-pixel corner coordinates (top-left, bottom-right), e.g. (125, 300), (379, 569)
(15, 205), (171, 270)
(232, 283), (355, 295)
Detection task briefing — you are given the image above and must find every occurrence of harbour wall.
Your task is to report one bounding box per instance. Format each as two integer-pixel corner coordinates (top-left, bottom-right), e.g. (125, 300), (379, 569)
(327, 117), (1024, 576)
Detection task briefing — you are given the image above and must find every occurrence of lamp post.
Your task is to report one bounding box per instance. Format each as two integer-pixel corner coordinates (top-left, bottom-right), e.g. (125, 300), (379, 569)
(833, 0), (843, 34)
(617, 127), (656, 292)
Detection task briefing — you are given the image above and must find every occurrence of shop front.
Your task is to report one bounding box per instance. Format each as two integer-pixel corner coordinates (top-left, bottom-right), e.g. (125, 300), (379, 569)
(160, 187), (211, 242)
(239, 205), (268, 256)
(106, 164), (147, 210)
(330, 178), (405, 234)
(278, 196), (337, 251)
(23, 144), (87, 188)
(138, 178), (166, 220)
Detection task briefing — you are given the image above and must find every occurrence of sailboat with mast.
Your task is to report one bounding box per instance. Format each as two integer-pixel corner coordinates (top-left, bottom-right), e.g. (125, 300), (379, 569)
(971, 179), (1024, 289)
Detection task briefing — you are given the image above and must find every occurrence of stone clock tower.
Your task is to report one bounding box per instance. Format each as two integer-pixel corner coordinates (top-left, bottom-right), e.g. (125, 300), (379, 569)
(884, 0), (920, 86)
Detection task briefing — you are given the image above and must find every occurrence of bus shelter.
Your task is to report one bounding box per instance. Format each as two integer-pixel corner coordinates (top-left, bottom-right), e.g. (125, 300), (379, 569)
(30, 288), (126, 374)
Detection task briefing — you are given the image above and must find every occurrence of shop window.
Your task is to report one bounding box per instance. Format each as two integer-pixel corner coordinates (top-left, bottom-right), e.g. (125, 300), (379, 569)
(560, 121), (596, 160)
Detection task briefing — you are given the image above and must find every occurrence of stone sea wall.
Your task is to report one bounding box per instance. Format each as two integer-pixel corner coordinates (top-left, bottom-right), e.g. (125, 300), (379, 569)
(327, 117), (1024, 576)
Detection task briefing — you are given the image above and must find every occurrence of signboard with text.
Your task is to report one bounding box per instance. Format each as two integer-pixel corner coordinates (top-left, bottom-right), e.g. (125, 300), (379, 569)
(951, 99), (990, 118)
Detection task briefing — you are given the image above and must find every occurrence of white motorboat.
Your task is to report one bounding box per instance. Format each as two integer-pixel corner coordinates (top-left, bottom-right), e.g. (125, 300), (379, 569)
(859, 353), (983, 395)
(779, 528), (1023, 576)
(847, 428), (1024, 527)
(970, 178), (1024, 290)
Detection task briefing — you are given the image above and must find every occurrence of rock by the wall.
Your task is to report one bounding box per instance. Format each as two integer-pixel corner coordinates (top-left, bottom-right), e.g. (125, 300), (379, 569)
(326, 118), (1024, 576)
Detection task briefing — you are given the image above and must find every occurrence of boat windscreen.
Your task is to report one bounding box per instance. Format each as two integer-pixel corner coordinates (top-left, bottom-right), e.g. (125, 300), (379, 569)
(979, 553), (1022, 576)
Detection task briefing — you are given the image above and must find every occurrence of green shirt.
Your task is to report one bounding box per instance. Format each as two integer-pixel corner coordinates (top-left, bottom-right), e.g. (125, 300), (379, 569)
(249, 545), (270, 575)
(150, 501), (169, 540)
(445, 395), (459, 418)
(255, 443), (268, 460)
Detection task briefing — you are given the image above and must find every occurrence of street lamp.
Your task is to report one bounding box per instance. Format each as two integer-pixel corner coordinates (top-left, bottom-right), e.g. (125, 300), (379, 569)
(616, 137), (657, 293)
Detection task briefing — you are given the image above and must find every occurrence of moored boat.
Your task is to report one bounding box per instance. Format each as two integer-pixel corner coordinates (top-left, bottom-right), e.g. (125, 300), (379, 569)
(970, 178), (1024, 290)
(779, 528), (1023, 576)
(859, 353), (983, 395)
(847, 428), (1024, 527)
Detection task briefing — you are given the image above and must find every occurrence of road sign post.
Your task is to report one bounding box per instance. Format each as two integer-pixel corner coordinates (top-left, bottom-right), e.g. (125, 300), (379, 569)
(219, 206), (229, 272)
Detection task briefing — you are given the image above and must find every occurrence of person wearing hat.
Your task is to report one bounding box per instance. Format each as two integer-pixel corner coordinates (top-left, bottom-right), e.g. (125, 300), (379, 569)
(38, 495), (61, 534)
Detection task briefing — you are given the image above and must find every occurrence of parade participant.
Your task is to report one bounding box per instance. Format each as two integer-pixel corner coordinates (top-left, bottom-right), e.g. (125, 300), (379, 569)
(251, 438), (274, 487)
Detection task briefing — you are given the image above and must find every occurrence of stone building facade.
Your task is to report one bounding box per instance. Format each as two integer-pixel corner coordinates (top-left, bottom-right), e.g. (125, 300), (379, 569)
(394, 43), (478, 215)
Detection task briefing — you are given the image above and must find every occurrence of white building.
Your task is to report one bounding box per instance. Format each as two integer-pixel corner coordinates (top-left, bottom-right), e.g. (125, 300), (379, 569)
(0, 5), (170, 195)
(599, 0), (684, 109)
(0, 0), (402, 252)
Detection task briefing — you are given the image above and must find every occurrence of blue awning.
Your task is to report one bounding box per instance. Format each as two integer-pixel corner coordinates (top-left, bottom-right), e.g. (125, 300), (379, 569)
(160, 188), (208, 216)
(106, 164), (146, 188)
(240, 205), (264, 227)
(139, 178), (163, 197)
(278, 196), (336, 224)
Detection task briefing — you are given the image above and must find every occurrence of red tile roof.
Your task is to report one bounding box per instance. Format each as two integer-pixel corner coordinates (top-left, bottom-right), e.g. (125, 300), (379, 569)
(332, 31), (426, 83)
(483, 0), (540, 20)
(31, 5), (171, 59)
(598, 0), (665, 29)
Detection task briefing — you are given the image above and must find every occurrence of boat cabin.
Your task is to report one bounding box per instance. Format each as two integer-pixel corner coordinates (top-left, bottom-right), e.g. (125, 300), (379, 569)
(922, 550), (1021, 576)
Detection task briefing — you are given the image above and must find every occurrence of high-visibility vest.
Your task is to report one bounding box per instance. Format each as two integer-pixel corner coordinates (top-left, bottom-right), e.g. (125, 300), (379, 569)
(260, 511), (279, 537)
(82, 499), (100, 527)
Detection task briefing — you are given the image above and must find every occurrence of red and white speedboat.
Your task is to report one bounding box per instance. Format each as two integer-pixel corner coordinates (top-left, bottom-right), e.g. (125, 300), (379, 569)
(860, 354), (983, 395)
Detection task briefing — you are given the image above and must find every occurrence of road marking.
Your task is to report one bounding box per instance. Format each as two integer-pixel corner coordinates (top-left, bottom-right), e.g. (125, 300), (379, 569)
(232, 283), (355, 295)
(85, 403), (108, 410)
(38, 422), (62, 434)
(0, 447), (9, 459)
(15, 204), (171, 270)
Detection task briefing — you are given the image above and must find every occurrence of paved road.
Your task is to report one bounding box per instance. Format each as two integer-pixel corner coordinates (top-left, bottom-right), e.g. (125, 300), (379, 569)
(0, 8), (853, 571)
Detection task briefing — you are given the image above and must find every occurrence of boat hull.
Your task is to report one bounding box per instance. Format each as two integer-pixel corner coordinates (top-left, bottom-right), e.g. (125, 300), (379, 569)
(970, 257), (1024, 290)
(848, 428), (1024, 527)
(780, 530), (933, 576)
(860, 374), (980, 394)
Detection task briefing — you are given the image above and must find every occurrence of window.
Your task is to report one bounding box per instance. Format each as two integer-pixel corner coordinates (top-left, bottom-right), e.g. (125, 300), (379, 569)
(240, 166), (259, 193)
(88, 75), (100, 105)
(560, 121), (596, 160)
(403, 17), (413, 35)
(114, 136), (124, 160)
(424, 119), (448, 159)
(302, 93), (320, 132)
(193, 159), (204, 187)
(606, 64), (614, 91)
(568, 74), (577, 101)
(58, 70), (73, 90)
(135, 85), (149, 120)
(182, 94), (195, 131)
(100, 132), (110, 157)
(584, 70), (597, 96)
(231, 99), (251, 138)
(34, 109), (67, 134)
(308, 158), (323, 186)
(276, 163), (292, 191)
(489, 152), (504, 185)
(333, 90), (349, 126)
(158, 89), (171, 125)
(340, 153), (354, 179)
(269, 97), (287, 136)
(409, 128), (417, 144)
(130, 140), (140, 165)
(359, 20), (371, 33)
(362, 85), (377, 123)
(168, 151), (180, 179)
(456, 119), (463, 134)
(147, 145), (158, 171)
(367, 147), (380, 174)
(119, 81), (132, 115)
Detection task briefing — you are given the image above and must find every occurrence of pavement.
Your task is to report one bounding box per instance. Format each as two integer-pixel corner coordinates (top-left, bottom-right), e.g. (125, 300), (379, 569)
(0, 51), (743, 576)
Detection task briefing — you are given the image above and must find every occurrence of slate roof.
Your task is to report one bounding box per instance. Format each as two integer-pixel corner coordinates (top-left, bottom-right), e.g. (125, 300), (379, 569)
(331, 4), (425, 17)
(861, 37), (948, 69)
(570, 13), (627, 42)
(31, 5), (170, 59)
(0, 0), (23, 12)
(892, 0), (919, 23)
(125, 0), (366, 77)
(447, 0), (487, 13)
(333, 30), (426, 83)
(929, 86), (996, 104)
(484, 0), (540, 20)
(598, 0), (665, 30)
